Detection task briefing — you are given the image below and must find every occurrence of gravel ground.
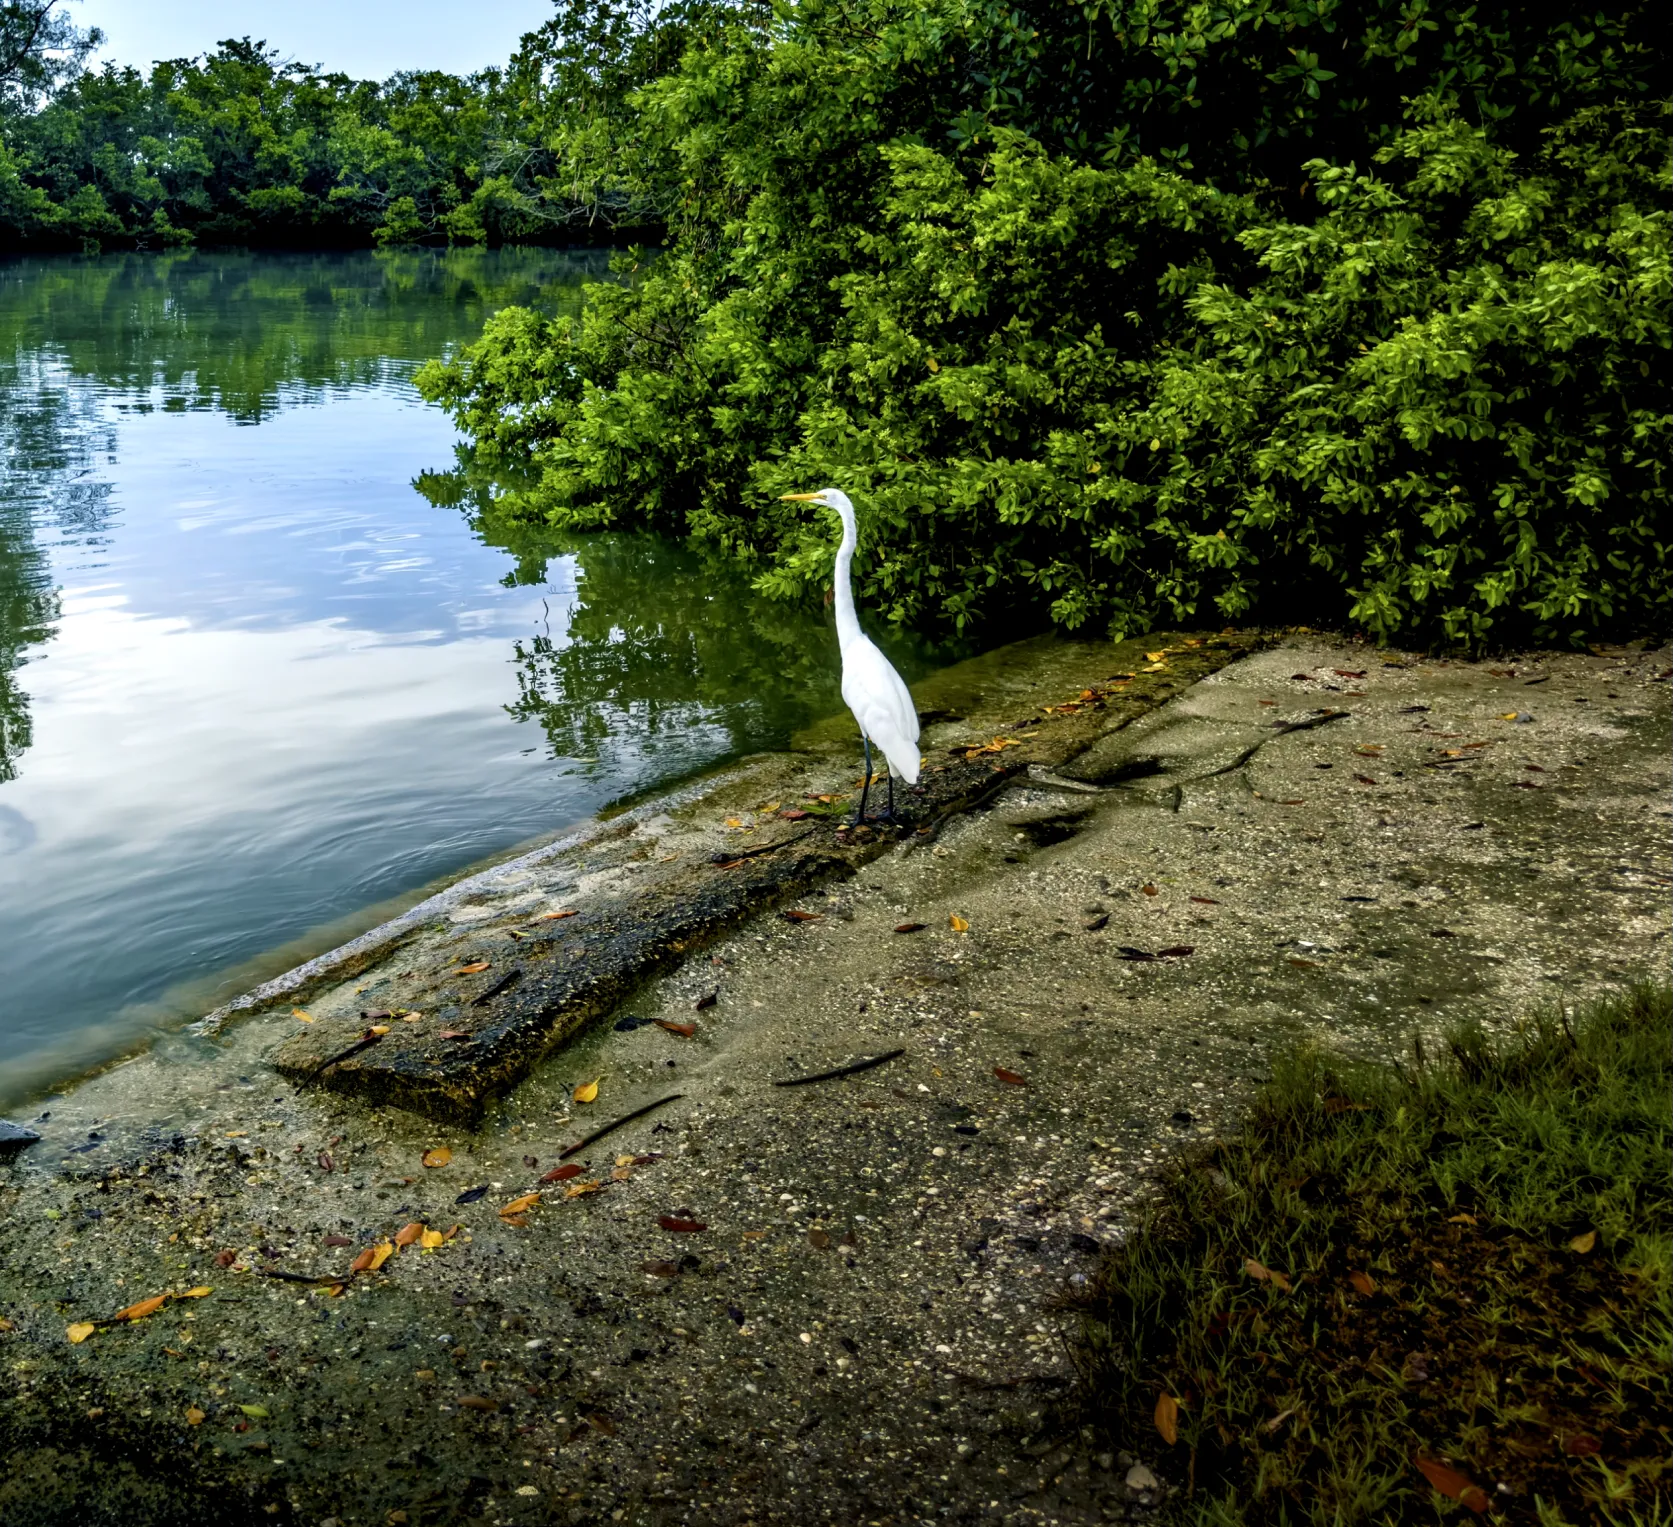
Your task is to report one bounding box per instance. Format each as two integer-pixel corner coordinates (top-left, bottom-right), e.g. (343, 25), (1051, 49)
(1, 635), (1667, 1527)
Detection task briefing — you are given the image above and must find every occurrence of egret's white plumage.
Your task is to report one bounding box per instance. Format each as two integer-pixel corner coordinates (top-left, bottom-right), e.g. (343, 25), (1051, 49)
(781, 488), (919, 818)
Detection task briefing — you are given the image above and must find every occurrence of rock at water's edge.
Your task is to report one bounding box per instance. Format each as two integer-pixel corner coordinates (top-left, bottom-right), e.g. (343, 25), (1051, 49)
(0, 1119), (41, 1157)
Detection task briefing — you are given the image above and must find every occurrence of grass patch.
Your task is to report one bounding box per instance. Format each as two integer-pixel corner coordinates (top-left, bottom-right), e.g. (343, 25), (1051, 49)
(1069, 985), (1672, 1524)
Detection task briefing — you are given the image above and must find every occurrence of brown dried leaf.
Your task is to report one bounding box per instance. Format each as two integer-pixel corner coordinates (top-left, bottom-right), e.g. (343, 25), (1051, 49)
(1154, 1392), (1179, 1446)
(349, 1248), (377, 1274)
(394, 1222), (425, 1247)
(540, 1163), (583, 1184)
(1140, 883), (1159, 896)
(421, 1146), (452, 1169)
(458, 1395), (498, 1412)
(781, 909), (823, 923)
(1348, 1270), (1377, 1297)
(641, 1260), (681, 1278)
(1189, 896), (1220, 905)
(452, 961), (490, 975)
(1156, 944), (1195, 957)
(185, 1406), (206, 1425)
(654, 1019), (698, 1038)
(659, 1215), (707, 1233)
(536, 909), (578, 921)
(808, 1229), (832, 1250)
(500, 1193), (541, 1217)
(993, 1066), (1028, 1086)
(213, 1250), (237, 1268)
(1413, 1456), (1490, 1514)
(894, 922), (926, 933)
(1244, 1259), (1291, 1292)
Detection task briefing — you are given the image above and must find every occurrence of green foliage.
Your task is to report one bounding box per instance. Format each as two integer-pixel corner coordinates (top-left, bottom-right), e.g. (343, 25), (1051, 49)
(417, 0), (1670, 646)
(1070, 983), (1673, 1524)
(0, 37), (557, 251)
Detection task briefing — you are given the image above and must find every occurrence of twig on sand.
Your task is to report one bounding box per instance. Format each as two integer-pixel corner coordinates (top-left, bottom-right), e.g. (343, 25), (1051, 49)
(300, 1030), (384, 1084)
(710, 828), (818, 866)
(773, 1048), (906, 1088)
(558, 1093), (685, 1160)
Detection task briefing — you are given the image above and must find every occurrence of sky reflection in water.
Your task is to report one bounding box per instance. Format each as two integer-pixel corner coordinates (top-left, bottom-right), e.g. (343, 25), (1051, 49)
(0, 249), (943, 1098)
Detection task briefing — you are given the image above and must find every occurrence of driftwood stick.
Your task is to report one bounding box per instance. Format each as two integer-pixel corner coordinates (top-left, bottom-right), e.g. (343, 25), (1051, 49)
(773, 1048), (906, 1088)
(710, 827), (818, 865)
(558, 1093), (685, 1160)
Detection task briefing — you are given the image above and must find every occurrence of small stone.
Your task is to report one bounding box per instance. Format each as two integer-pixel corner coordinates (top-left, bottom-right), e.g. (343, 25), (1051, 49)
(1125, 1462), (1159, 1493)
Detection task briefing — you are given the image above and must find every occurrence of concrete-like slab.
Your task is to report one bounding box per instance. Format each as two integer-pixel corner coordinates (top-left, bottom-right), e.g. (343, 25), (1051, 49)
(1, 635), (1666, 1527)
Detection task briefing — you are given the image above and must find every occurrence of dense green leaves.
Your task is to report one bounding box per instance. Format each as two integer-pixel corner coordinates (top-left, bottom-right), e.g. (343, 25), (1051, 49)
(0, 38), (548, 250)
(419, 0), (1669, 645)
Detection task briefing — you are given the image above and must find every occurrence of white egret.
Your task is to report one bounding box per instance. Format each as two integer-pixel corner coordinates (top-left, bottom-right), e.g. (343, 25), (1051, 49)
(781, 488), (920, 824)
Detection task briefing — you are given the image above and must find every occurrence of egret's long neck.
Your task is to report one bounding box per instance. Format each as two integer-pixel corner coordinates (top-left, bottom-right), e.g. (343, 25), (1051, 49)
(832, 504), (862, 651)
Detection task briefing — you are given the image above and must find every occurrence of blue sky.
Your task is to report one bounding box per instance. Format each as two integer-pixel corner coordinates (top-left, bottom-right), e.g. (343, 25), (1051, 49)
(73, 0), (554, 80)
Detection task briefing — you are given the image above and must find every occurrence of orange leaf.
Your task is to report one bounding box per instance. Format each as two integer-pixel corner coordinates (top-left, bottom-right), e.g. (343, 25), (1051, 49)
(452, 961), (490, 975)
(949, 914), (970, 933)
(1570, 1229), (1597, 1253)
(1413, 1456), (1490, 1514)
(395, 1222), (425, 1247)
(349, 1248), (377, 1274)
(654, 1020), (697, 1038)
(291, 1008), (314, 1023)
(500, 1192), (541, 1217)
(540, 1163), (584, 1184)
(536, 909), (578, 921)
(993, 1067), (1028, 1086)
(564, 1180), (603, 1198)
(114, 1295), (168, 1322)
(1348, 1270), (1376, 1297)
(421, 1146), (452, 1169)
(1154, 1392), (1180, 1445)
(573, 1079), (599, 1104)
(1140, 883), (1159, 896)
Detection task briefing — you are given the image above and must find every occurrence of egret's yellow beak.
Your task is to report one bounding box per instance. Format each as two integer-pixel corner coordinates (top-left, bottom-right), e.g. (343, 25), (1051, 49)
(780, 492), (820, 501)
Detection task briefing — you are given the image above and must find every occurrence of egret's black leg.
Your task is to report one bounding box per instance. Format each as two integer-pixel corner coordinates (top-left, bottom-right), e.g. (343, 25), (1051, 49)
(853, 737), (873, 826)
(885, 771), (896, 821)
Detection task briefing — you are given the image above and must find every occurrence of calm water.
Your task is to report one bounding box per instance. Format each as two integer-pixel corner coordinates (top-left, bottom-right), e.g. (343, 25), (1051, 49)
(0, 249), (941, 1101)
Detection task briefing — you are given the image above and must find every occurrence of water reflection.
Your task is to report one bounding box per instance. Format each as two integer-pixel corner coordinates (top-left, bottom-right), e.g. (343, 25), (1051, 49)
(0, 249), (952, 1099)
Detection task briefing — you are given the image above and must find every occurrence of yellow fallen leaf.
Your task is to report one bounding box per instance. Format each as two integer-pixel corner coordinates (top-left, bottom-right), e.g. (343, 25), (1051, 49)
(224, 1131), (246, 1138)
(292, 1008), (313, 1023)
(501, 1192), (542, 1217)
(574, 1079), (599, 1104)
(564, 1180), (602, 1198)
(367, 1241), (395, 1271)
(949, 914), (969, 933)
(421, 1146), (452, 1168)
(178, 1286), (213, 1299)
(115, 1295), (169, 1322)
(239, 1403), (269, 1419)
(368, 1024), (391, 1036)
(615, 1155), (635, 1167)
(1155, 1391), (1180, 1445)
(419, 1229), (445, 1250)
(1500, 712), (1519, 721)
(1570, 1229), (1597, 1254)
(1145, 651), (1167, 662)
(611, 1166), (632, 1182)
(67, 1322), (96, 1344)
(185, 1406), (206, 1425)
(724, 817), (744, 828)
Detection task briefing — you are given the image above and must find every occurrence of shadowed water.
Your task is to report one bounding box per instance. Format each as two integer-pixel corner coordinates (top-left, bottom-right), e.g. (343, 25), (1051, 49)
(0, 248), (945, 1101)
